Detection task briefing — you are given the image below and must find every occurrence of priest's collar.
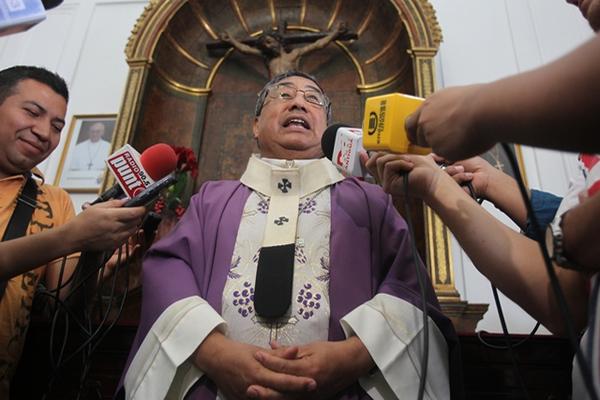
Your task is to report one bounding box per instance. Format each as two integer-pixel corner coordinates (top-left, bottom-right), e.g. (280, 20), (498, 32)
(240, 154), (343, 319)
(240, 154), (344, 198)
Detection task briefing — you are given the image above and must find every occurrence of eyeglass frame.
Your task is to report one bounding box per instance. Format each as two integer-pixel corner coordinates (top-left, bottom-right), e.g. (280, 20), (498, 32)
(254, 70), (332, 123)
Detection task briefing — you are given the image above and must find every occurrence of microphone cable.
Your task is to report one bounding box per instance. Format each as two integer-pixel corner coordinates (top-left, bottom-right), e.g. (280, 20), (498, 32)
(464, 179), (539, 399)
(501, 142), (598, 400)
(402, 173), (430, 400)
(464, 181), (543, 351)
(41, 245), (133, 399)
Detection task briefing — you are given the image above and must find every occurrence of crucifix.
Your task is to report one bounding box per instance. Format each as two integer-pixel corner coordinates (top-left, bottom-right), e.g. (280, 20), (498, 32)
(207, 21), (357, 78)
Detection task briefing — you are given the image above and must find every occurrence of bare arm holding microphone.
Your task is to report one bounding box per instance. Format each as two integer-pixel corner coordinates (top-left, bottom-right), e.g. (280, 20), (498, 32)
(0, 199), (145, 281)
(405, 1), (600, 161)
(364, 152), (588, 335)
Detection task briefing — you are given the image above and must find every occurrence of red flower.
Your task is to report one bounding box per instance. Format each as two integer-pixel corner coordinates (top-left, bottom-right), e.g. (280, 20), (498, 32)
(150, 144), (198, 220)
(171, 145), (199, 179)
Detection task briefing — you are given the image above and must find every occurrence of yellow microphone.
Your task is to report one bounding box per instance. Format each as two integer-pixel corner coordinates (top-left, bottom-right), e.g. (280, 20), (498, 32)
(362, 93), (431, 155)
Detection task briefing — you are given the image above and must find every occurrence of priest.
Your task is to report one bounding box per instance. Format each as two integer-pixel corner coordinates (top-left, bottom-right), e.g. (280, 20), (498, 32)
(118, 71), (460, 400)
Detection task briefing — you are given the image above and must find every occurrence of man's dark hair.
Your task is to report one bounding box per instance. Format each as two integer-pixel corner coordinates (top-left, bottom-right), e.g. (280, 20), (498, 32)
(255, 70), (332, 123)
(0, 66), (69, 105)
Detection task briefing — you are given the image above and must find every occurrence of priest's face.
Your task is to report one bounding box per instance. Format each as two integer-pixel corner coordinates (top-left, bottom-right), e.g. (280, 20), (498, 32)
(567, 0), (600, 31)
(0, 79), (66, 179)
(253, 76), (328, 160)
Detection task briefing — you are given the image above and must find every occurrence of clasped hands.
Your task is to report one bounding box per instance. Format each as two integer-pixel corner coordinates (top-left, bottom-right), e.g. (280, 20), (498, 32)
(195, 331), (372, 400)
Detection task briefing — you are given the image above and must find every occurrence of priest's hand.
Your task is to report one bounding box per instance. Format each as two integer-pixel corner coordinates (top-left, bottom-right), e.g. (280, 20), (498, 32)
(405, 84), (490, 161)
(194, 331), (317, 400)
(247, 337), (375, 399)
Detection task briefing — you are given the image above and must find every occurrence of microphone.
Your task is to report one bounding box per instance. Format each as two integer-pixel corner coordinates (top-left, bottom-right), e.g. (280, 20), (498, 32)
(91, 143), (177, 205)
(42, 0), (63, 10)
(362, 93), (431, 155)
(322, 93), (433, 175)
(321, 124), (365, 177)
(0, 0), (63, 37)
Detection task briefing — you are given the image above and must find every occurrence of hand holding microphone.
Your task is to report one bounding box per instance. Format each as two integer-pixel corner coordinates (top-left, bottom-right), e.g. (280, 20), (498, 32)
(92, 142), (178, 205)
(405, 84), (489, 161)
(65, 199), (146, 252)
(321, 93), (431, 178)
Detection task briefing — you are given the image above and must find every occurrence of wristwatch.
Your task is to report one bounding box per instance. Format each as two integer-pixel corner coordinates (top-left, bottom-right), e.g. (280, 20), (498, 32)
(545, 213), (582, 270)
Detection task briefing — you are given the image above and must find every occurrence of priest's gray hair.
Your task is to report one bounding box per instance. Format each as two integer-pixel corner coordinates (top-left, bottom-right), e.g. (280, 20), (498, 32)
(254, 70), (332, 123)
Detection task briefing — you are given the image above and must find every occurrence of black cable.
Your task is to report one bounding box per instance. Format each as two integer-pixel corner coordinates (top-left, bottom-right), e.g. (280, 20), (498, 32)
(489, 284), (530, 399)
(477, 323), (541, 350)
(464, 166), (542, 398)
(465, 179), (541, 351)
(43, 245), (133, 398)
(402, 173), (429, 400)
(58, 249), (125, 367)
(501, 142), (598, 400)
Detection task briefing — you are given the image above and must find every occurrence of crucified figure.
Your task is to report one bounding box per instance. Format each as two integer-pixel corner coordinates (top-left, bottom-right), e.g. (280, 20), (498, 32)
(219, 22), (349, 78)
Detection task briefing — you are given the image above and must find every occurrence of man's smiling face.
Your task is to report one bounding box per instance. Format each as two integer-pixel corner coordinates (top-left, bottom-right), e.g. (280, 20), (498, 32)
(0, 79), (67, 179)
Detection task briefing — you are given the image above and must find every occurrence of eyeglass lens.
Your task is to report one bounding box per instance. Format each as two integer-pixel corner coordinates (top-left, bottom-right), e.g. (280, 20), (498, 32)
(269, 84), (326, 106)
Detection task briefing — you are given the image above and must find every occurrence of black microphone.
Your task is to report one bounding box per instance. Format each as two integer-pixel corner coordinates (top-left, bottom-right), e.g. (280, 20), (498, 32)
(42, 0), (63, 10)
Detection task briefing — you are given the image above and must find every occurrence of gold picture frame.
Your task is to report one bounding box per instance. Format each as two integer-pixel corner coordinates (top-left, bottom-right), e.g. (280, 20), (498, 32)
(54, 114), (117, 193)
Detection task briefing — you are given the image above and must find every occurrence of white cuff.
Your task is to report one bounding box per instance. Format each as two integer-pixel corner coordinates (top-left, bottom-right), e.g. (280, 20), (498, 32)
(124, 296), (226, 400)
(340, 293), (449, 400)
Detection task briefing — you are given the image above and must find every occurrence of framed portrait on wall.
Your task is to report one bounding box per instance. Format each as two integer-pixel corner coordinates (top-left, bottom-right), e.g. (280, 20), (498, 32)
(480, 143), (528, 185)
(54, 114), (116, 192)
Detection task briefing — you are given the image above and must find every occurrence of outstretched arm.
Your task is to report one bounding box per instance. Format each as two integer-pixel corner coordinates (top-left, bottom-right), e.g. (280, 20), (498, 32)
(365, 153), (589, 335)
(220, 32), (262, 56)
(562, 192), (600, 271)
(406, 33), (600, 161)
(0, 199), (144, 281)
(292, 22), (348, 57)
(443, 156), (530, 229)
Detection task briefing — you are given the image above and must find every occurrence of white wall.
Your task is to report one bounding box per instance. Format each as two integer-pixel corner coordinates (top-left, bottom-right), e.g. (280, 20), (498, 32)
(431, 0), (594, 334)
(0, 0), (593, 333)
(0, 0), (149, 211)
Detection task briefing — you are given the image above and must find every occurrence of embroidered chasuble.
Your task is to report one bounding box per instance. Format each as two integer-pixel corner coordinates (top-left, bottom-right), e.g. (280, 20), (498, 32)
(224, 156), (342, 345)
(119, 156), (460, 400)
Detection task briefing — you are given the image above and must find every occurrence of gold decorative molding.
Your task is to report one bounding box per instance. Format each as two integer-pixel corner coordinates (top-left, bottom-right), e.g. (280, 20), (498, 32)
(268, 0), (276, 28)
(154, 64), (212, 96)
(189, 1), (218, 40)
(230, 0), (250, 34)
(206, 49), (234, 88)
(357, 3), (375, 37)
(365, 21), (403, 65)
(416, 0), (443, 48)
(165, 31), (209, 70)
(356, 59), (409, 93)
(406, 39), (463, 306)
(391, 0), (442, 50)
(409, 47), (437, 98)
(326, 0), (342, 30)
(103, 66), (150, 191)
(299, 0), (307, 25)
(125, 0), (188, 64)
(425, 207), (460, 302)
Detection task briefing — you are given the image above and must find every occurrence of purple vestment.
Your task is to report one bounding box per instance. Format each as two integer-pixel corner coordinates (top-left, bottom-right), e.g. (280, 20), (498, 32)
(118, 178), (461, 399)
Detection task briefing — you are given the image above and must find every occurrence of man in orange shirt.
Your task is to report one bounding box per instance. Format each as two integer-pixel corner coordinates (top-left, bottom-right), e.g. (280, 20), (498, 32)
(0, 65), (145, 397)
